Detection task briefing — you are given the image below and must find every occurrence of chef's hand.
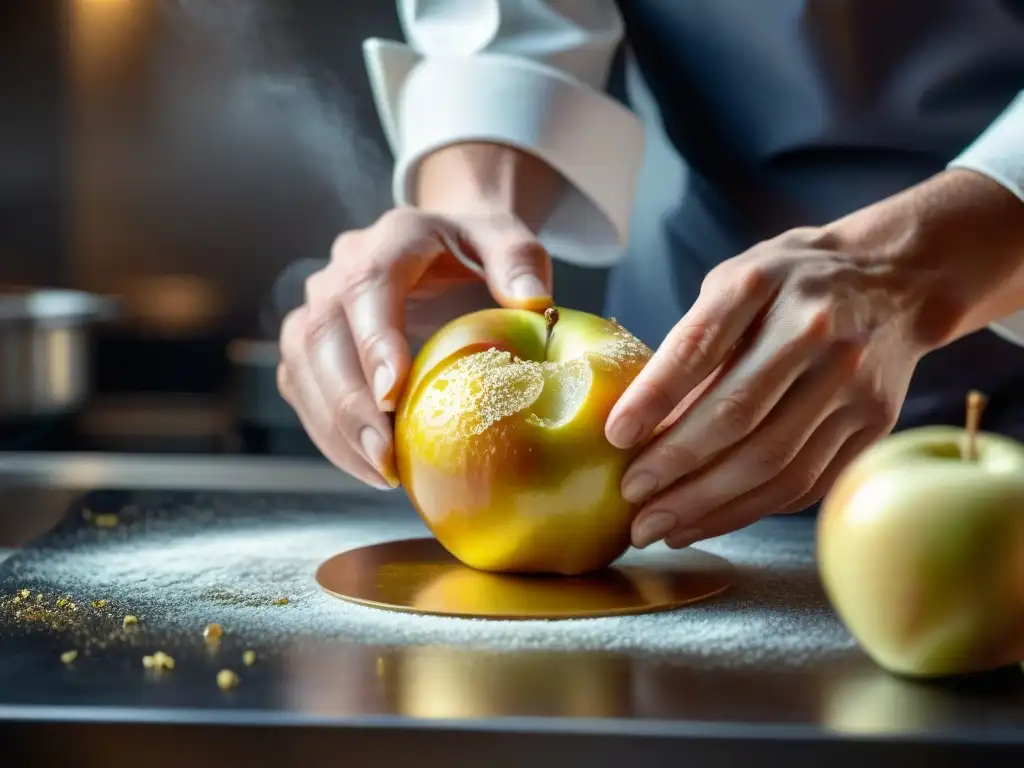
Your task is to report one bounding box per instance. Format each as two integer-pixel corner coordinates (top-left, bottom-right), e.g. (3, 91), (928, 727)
(277, 206), (553, 489)
(605, 169), (1024, 550)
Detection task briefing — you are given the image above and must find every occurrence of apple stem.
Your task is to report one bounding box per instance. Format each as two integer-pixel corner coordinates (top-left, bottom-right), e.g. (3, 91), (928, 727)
(964, 389), (988, 461)
(544, 307), (559, 354)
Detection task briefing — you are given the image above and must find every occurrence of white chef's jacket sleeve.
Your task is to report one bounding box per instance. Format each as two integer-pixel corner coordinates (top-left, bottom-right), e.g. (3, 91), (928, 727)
(948, 91), (1024, 347)
(363, 0), (644, 269)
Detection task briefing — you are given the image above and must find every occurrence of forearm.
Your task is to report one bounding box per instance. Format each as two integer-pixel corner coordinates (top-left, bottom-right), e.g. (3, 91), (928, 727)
(827, 168), (1024, 347)
(405, 142), (567, 337)
(944, 180), (1024, 341)
(365, 0), (644, 270)
(416, 142), (565, 232)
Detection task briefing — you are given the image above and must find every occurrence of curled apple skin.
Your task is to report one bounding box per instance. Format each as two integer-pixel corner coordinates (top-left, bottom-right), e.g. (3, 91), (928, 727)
(817, 426), (1024, 678)
(394, 307), (654, 576)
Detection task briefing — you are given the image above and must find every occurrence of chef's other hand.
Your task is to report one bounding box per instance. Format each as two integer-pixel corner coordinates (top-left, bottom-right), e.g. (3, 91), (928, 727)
(277, 205), (553, 489)
(606, 169), (1024, 550)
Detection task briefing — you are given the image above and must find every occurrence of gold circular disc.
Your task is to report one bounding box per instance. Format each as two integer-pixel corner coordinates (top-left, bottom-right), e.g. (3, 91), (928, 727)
(315, 538), (734, 620)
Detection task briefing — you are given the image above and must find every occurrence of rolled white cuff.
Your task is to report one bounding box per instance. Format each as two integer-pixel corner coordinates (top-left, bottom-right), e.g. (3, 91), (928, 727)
(948, 91), (1024, 347)
(363, 38), (645, 269)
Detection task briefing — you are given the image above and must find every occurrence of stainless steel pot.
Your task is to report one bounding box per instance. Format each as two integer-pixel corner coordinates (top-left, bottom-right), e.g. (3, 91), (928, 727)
(0, 289), (119, 424)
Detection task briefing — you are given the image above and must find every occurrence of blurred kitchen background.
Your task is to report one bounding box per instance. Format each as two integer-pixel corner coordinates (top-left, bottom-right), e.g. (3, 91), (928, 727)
(0, 0), (609, 458)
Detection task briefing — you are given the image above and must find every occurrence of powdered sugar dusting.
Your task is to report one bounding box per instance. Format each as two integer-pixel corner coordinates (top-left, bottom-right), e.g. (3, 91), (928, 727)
(0, 491), (857, 670)
(416, 349), (544, 439)
(594, 321), (652, 367)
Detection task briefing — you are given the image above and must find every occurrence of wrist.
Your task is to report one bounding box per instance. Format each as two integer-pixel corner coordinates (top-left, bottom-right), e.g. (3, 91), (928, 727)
(825, 168), (1024, 348)
(415, 141), (565, 232)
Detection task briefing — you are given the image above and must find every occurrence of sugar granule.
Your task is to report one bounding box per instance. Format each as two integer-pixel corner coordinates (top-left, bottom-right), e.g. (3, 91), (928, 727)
(0, 492), (856, 670)
(217, 669), (240, 691)
(415, 348), (545, 439)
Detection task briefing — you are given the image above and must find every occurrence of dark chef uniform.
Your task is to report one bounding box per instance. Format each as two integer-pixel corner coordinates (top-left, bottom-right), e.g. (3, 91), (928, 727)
(363, 1), (1024, 445)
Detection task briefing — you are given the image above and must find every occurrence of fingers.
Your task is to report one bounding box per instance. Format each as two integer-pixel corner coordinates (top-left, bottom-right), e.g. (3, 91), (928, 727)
(624, 342), (862, 512)
(652, 412), (863, 549)
(466, 217), (553, 312)
(338, 266), (413, 412)
(279, 307), (397, 488)
(280, 204), (558, 493)
(775, 428), (882, 515)
(620, 305), (836, 508)
(606, 267), (777, 450)
(320, 211), (453, 411)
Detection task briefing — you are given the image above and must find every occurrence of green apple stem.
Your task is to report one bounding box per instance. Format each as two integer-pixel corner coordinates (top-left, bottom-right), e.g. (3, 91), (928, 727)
(544, 307), (559, 356)
(964, 389), (988, 462)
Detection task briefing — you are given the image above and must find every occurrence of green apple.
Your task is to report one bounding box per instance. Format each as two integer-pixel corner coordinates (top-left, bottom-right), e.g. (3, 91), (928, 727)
(818, 397), (1024, 678)
(394, 306), (653, 576)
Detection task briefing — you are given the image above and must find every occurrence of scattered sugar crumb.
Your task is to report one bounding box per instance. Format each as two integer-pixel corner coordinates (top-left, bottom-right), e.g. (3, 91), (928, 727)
(143, 650), (175, 671)
(217, 669), (240, 690)
(0, 491), (855, 671)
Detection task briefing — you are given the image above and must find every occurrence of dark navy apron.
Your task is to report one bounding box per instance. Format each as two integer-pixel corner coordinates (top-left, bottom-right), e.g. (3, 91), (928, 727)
(604, 0), (1024, 461)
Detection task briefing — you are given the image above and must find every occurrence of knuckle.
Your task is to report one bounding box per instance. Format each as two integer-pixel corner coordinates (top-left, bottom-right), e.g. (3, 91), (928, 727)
(800, 304), (833, 342)
(499, 239), (550, 277)
(781, 225), (838, 250)
(378, 205), (420, 229)
(737, 264), (772, 298)
(330, 230), (363, 261)
(275, 363), (294, 403)
(750, 438), (795, 477)
(712, 394), (757, 437)
(332, 387), (367, 436)
(807, 227), (843, 250)
(354, 327), (395, 363)
(303, 269), (328, 306)
(698, 267), (719, 293)
(338, 265), (384, 305)
(664, 323), (715, 375)
(834, 341), (865, 375)
(778, 466), (821, 505)
(279, 308), (308, 359)
(873, 400), (899, 432)
(849, 380), (899, 430)
(632, 378), (681, 424)
(655, 440), (701, 473)
(302, 300), (339, 349)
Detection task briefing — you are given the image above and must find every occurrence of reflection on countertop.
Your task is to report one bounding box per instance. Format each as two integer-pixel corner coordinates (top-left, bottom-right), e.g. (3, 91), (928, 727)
(0, 451), (367, 550)
(1, 453), (1023, 765)
(0, 451), (363, 492)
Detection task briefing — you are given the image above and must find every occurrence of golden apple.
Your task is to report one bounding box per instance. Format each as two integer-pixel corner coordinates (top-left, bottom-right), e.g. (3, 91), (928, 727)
(394, 306), (653, 575)
(411, 563), (645, 618)
(818, 392), (1024, 678)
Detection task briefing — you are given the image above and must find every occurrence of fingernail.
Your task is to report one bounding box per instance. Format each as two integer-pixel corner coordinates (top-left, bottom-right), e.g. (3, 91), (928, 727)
(509, 274), (548, 301)
(372, 363), (395, 405)
(633, 511), (675, 549)
(608, 414), (642, 449)
(622, 472), (658, 503)
(667, 528), (703, 549)
(359, 426), (389, 472)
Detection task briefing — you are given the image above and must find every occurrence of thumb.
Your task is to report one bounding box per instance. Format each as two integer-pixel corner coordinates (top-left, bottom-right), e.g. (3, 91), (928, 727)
(462, 218), (553, 312)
